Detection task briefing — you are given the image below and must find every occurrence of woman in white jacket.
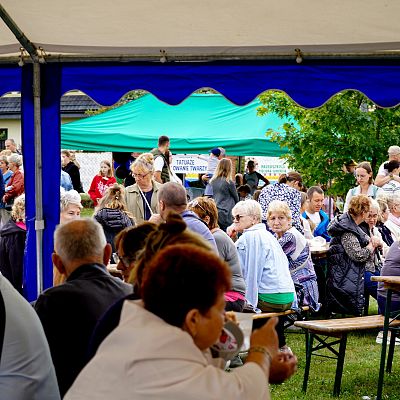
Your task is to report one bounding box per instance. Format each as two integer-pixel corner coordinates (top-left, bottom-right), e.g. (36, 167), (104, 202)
(65, 243), (297, 400)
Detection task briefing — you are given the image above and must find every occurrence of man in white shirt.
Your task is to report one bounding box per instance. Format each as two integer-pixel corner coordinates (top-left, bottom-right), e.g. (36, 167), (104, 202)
(375, 145), (400, 187)
(151, 135), (170, 184)
(303, 186), (331, 241)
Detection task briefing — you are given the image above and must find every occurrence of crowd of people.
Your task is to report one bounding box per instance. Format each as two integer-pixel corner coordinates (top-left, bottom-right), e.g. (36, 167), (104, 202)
(1, 136), (400, 398)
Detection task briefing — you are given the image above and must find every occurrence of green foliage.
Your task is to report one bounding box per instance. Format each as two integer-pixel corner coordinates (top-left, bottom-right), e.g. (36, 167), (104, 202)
(79, 193), (93, 209)
(258, 91), (400, 196)
(85, 90), (148, 116)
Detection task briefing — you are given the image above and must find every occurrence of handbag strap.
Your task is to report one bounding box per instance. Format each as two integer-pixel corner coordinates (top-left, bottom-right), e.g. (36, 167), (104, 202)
(137, 185), (154, 216)
(0, 289), (5, 366)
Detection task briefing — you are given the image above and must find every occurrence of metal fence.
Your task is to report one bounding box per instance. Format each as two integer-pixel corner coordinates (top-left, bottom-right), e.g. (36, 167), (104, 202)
(74, 151), (113, 193)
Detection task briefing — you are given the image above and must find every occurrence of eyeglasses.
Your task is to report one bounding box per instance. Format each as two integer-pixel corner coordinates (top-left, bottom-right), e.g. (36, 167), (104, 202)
(112, 253), (133, 267)
(233, 214), (246, 222)
(188, 199), (207, 213)
(132, 172), (150, 179)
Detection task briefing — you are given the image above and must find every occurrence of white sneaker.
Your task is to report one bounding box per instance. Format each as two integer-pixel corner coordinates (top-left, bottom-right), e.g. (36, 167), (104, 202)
(376, 330), (400, 345)
(279, 345), (294, 355)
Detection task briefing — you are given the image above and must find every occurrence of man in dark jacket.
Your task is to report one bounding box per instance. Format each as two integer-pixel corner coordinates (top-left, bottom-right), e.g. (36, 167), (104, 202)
(34, 218), (133, 397)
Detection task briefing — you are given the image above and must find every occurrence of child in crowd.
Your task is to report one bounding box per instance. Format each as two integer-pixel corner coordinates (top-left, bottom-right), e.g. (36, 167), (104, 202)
(88, 160), (117, 207)
(237, 184), (252, 201)
(198, 148), (221, 196)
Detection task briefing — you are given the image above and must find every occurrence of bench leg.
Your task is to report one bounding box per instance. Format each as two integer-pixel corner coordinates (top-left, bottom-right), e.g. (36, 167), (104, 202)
(333, 334), (347, 397)
(302, 330), (313, 393)
(386, 327), (397, 373)
(377, 289), (393, 400)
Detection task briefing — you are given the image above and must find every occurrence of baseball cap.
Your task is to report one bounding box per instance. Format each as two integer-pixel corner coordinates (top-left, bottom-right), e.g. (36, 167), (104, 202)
(210, 148), (221, 157)
(388, 145), (400, 155)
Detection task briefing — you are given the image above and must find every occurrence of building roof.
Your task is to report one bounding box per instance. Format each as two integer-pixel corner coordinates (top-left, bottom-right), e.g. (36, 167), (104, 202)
(0, 94), (100, 118)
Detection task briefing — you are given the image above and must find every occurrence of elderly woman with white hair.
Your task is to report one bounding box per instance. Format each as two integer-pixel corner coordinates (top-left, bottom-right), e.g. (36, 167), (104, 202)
(60, 189), (83, 224)
(267, 200), (320, 312)
(384, 193), (400, 241)
(232, 200), (295, 349)
(55, 190), (83, 285)
(2, 154), (24, 208)
(0, 194), (26, 294)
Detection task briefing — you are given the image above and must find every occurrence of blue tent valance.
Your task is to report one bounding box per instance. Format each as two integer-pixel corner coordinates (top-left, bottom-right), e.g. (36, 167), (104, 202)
(60, 61), (400, 108)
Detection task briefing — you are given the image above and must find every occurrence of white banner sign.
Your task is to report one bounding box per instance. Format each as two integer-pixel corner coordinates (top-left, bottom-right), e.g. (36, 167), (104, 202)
(245, 156), (288, 182)
(171, 154), (208, 174)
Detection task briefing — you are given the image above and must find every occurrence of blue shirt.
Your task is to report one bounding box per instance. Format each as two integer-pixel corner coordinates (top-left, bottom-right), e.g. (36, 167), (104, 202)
(235, 223), (295, 308)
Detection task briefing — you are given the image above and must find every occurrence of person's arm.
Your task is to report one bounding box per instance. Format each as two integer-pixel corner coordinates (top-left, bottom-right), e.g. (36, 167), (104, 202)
(153, 156), (165, 184)
(0, 173), (4, 200)
(153, 171), (163, 184)
(256, 172), (270, 188)
(228, 181), (239, 203)
(341, 232), (373, 262)
(4, 172), (23, 202)
(88, 176), (99, 203)
(375, 173), (390, 188)
(343, 189), (353, 213)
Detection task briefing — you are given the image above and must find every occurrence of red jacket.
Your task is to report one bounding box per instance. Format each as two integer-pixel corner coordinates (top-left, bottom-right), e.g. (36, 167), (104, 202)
(88, 175), (116, 206)
(4, 169), (24, 203)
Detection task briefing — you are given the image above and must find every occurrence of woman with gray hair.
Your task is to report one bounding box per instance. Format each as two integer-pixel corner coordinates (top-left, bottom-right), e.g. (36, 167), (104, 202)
(0, 194), (26, 294)
(60, 189), (83, 224)
(267, 200), (320, 312)
(2, 154), (24, 208)
(232, 200), (295, 349)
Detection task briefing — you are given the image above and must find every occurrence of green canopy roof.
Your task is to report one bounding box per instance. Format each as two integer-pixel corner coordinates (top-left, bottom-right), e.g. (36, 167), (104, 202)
(61, 93), (287, 156)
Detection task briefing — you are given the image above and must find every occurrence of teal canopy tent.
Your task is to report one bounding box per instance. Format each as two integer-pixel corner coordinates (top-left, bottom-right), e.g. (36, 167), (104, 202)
(61, 93), (287, 156)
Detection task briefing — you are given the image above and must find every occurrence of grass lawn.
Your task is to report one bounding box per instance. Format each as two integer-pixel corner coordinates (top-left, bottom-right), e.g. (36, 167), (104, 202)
(271, 300), (400, 399)
(81, 207), (94, 218)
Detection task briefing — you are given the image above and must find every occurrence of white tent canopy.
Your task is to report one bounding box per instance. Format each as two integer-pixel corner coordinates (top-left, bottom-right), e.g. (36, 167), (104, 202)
(0, 0), (400, 60)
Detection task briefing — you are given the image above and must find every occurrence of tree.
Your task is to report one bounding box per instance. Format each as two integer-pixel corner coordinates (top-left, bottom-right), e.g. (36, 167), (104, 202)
(257, 90), (400, 195)
(85, 90), (148, 116)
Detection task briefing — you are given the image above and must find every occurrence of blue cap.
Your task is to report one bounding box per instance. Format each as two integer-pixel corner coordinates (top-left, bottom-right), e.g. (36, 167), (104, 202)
(210, 148), (221, 157)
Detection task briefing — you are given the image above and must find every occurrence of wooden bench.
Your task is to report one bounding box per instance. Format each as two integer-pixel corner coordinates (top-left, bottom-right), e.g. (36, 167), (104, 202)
(295, 315), (400, 396)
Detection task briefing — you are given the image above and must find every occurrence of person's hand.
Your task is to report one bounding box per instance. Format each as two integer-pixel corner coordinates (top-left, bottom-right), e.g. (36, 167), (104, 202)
(202, 174), (210, 183)
(269, 351), (298, 384)
(250, 317), (279, 356)
(224, 311), (238, 325)
(371, 236), (383, 249)
(246, 318), (279, 377)
(226, 224), (238, 239)
(148, 213), (164, 225)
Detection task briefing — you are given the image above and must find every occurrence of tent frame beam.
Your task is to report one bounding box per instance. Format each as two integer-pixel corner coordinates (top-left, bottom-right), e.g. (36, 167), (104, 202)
(1, 53), (400, 65)
(0, 4), (44, 296)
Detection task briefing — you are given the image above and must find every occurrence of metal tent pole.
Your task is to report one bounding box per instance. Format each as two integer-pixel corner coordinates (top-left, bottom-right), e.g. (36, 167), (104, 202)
(0, 4), (44, 296)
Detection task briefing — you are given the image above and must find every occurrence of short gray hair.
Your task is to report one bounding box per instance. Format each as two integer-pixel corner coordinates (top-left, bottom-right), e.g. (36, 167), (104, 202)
(232, 200), (262, 222)
(7, 154), (22, 167)
(60, 190), (83, 212)
(54, 218), (106, 264)
(369, 199), (380, 212)
(386, 194), (400, 212)
(388, 145), (400, 155)
(158, 182), (187, 209)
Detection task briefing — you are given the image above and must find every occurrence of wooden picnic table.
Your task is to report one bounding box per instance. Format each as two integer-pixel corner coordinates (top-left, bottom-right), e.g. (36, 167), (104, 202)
(371, 275), (400, 400)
